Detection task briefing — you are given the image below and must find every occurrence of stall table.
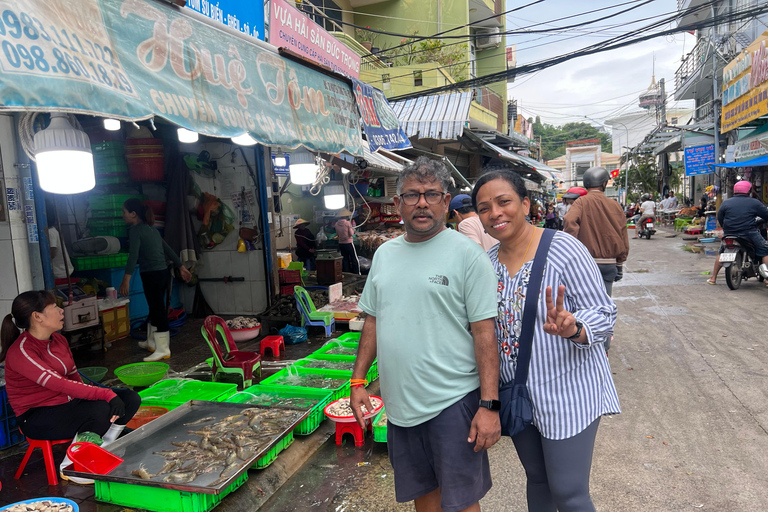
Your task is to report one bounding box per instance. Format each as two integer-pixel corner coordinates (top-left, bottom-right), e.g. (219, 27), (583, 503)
(317, 297), (363, 322)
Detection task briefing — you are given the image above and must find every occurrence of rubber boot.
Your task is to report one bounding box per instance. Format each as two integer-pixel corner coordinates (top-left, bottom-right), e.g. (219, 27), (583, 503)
(102, 423), (125, 446)
(138, 323), (156, 352)
(59, 441), (95, 485)
(144, 331), (170, 361)
(760, 263), (768, 280)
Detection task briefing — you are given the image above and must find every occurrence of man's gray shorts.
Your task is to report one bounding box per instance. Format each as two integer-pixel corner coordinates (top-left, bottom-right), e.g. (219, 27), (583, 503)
(386, 388), (492, 511)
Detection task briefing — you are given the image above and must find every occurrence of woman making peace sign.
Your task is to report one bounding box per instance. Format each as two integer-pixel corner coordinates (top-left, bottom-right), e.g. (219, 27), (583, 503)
(472, 170), (620, 512)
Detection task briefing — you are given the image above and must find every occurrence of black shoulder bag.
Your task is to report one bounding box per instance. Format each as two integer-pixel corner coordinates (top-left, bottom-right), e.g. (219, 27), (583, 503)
(499, 228), (555, 437)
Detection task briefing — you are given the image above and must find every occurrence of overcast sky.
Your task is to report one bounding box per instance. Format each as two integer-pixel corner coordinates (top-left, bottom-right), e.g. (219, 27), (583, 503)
(505, 0), (696, 128)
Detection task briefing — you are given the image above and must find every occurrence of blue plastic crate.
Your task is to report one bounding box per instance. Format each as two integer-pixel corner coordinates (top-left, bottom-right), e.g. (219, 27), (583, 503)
(1, 418), (23, 450)
(0, 386), (8, 420)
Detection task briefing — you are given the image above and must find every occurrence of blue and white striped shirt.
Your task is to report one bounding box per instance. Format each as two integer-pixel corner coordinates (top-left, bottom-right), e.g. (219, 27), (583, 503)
(489, 231), (621, 440)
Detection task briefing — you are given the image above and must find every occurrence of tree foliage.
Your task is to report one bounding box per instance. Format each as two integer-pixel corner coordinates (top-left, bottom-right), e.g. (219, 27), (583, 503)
(617, 152), (658, 202)
(531, 120), (612, 161)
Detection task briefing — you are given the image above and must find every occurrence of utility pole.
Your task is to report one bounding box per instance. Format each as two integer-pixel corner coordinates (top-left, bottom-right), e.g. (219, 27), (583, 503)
(659, 78), (666, 124)
(659, 77), (669, 195)
(712, 48), (720, 189)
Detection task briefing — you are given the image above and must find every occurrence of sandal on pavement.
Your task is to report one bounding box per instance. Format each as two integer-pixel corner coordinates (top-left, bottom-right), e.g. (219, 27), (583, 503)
(706, 279), (716, 285)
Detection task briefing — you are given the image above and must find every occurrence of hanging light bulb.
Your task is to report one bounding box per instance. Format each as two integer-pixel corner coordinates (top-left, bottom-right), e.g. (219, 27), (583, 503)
(231, 133), (257, 146)
(103, 118), (121, 131)
(289, 149), (318, 185)
(341, 167), (350, 174)
(273, 150), (287, 168)
(177, 128), (198, 143)
(34, 113), (95, 194)
(323, 182), (346, 210)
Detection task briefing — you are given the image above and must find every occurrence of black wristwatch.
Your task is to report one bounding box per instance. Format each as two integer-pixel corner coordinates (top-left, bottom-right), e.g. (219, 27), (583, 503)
(479, 399), (501, 411)
(566, 320), (584, 340)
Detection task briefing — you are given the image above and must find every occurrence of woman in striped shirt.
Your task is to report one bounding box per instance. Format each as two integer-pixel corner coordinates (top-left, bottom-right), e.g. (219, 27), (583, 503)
(472, 170), (620, 512)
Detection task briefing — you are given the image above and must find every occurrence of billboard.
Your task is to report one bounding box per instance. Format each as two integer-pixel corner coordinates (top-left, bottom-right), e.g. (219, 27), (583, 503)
(721, 30), (768, 133)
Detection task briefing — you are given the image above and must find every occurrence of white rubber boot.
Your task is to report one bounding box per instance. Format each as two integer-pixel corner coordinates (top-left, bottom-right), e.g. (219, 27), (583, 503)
(102, 423), (125, 446)
(144, 331), (170, 361)
(138, 323), (156, 352)
(59, 442), (95, 484)
(760, 263), (768, 280)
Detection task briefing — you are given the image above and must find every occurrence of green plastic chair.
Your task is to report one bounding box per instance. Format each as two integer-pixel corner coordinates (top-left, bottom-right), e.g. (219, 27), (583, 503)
(200, 316), (261, 388)
(294, 286), (335, 336)
(287, 261), (307, 282)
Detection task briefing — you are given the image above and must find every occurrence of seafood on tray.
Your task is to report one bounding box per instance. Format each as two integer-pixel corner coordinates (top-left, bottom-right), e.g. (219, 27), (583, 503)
(327, 397), (382, 417)
(130, 408), (301, 487)
(3, 502), (74, 512)
(226, 316), (260, 329)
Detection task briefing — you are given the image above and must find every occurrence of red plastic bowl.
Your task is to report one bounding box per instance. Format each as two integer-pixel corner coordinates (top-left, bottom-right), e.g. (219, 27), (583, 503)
(67, 442), (123, 475)
(324, 396), (383, 423)
(125, 406), (168, 430)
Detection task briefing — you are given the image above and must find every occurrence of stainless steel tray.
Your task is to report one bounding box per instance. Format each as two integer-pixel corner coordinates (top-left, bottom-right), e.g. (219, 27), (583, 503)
(62, 400), (309, 494)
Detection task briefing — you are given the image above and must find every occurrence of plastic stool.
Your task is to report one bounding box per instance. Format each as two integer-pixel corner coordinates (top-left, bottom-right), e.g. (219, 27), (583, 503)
(335, 419), (372, 447)
(15, 434), (73, 486)
(260, 335), (285, 357)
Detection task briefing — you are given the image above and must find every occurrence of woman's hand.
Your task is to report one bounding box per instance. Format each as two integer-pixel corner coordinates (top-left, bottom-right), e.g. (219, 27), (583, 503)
(179, 266), (192, 283)
(119, 276), (131, 298)
(543, 285), (579, 339)
(108, 396), (125, 423)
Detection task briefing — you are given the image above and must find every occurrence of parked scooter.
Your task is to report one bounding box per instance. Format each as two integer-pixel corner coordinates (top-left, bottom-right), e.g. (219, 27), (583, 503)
(720, 235), (765, 290)
(636, 217), (657, 239)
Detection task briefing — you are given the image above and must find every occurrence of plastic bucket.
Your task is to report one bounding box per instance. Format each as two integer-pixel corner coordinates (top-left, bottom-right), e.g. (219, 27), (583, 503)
(67, 442), (123, 475)
(127, 158), (164, 182)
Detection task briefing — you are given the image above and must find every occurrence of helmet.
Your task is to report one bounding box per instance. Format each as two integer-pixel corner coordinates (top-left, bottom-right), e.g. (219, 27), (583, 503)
(562, 187), (588, 200)
(582, 166), (611, 189)
(641, 193), (651, 202)
(734, 180), (752, 194)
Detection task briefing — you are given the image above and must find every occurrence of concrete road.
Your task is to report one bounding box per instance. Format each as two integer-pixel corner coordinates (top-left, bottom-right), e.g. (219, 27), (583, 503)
(262, 231), (768, 511)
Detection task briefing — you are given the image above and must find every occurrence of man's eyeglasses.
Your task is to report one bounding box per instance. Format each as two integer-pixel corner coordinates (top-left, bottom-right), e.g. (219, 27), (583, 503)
(399, 191), (445, 206)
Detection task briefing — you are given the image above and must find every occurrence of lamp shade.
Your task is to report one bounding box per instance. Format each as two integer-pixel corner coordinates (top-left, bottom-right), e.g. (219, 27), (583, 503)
(274, 152), (287, 167)
(231, 133), (257, 146)
(323, 182), (346, 210)
(289, 149), (317, 185)
(103, 118), (121, 131)
(177, 128), (198, 143)
(34, 113), (95, 194)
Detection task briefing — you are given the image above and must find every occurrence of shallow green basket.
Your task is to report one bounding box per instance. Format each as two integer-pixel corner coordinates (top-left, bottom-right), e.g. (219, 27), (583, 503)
(336, 332), (361, 342)
(114, 362), (169, 387)
(372, 407), (387, 443)
(79, 366), (108, 383)
(300, 355), (378, 383)
(312, 341), (359, 358)
(260, 367), (351, 401)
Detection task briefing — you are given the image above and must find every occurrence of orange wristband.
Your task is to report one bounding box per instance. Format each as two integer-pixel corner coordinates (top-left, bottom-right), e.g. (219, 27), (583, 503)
(350, 378), (368, 387)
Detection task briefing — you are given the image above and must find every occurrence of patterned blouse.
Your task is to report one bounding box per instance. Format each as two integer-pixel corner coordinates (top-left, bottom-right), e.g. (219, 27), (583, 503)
(488, 231), (621, 440)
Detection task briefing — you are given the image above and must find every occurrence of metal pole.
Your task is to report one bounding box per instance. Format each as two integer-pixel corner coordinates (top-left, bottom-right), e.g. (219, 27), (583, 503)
(712, 47), (721, 188)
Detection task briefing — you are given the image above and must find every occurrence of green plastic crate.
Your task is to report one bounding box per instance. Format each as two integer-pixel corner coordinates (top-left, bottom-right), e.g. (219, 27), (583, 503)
(300, 355), (378, 383)
(92, 141), (125, 153)
(253, 431), (293, 469)
(94, 470), (247, 512)
(71, 252), (130, 271)
(226, 385), (333, 436)
(372, 407), (387, 443)
(96, 174), (131, 186)
(260, 367), (351, 401)
(88, 217), (129, 237)
(336, 332), (361, 342)
(312, 341), (359, 358)
(90, 194), (142, 211)
(139, 380), (238, 410)
(94, 155), (129, 173)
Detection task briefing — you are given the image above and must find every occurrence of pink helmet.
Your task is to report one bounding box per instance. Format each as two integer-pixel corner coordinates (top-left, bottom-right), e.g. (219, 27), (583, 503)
(734, 181), (752, 194)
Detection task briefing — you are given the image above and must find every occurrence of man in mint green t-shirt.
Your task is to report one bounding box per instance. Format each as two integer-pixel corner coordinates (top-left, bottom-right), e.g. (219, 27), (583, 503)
(352, 157), (500, 512)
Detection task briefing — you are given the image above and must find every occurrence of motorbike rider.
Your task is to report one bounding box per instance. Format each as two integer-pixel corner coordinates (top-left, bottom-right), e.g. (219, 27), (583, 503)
(563, 167), (630, 301)
(707, 180), (768, 285)
(633, 193), (656, 239)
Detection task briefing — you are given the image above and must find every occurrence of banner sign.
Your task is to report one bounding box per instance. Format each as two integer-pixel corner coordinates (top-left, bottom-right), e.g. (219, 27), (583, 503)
(185, 0), (264, 40)
(0, 0), (362, 156)
(269, 0), (360, 79)
(721, 30), (768, 133)
(734, 133), (768, 161)
(351, 79), (411, 152)
(684, 144), (715, 176)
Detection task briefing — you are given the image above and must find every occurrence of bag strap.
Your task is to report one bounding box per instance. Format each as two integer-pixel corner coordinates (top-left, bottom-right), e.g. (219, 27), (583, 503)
(513, 228), (556, 386)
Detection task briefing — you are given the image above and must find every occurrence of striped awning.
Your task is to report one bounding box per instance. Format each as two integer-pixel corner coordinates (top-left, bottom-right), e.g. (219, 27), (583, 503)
(390, 92), (473, 140)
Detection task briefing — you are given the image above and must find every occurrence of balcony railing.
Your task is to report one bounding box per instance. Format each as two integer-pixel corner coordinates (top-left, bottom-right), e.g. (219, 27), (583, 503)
(474, 86), (504, 132)
(674, 37), (713, 99)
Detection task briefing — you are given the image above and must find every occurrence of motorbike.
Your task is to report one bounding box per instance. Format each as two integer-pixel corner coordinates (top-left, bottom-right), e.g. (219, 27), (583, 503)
(720, 235), (765, 290)
(636, 216), (657, 239)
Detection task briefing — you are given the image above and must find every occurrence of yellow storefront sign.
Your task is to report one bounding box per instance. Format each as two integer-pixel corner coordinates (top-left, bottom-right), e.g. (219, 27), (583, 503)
(721, 30), (768, 133)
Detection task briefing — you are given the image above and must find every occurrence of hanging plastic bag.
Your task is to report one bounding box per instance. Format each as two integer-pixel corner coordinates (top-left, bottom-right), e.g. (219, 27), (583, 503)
(278, 324), (308, 345)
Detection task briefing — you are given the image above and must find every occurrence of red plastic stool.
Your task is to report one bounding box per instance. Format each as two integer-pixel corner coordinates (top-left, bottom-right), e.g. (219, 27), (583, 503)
(260, 335), (285, 357)
(15, 434), (73, 486)
(335, 419), (372, 447)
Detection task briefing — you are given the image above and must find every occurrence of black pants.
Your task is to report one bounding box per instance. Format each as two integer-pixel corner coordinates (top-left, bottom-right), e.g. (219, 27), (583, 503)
(141, 269), (171, 331)
(339, 243), (359, 274)
(19, 388), (141, 440)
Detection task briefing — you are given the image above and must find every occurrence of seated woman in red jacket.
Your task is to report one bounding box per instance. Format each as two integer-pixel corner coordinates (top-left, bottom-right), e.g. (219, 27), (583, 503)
(0, 291), (140, 484)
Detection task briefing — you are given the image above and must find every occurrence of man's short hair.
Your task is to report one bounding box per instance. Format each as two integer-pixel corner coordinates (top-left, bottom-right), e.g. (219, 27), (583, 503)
(396, 156), (452, 194)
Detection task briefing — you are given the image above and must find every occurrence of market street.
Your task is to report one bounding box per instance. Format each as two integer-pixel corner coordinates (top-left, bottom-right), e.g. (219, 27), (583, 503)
(259, 230), (768, 511)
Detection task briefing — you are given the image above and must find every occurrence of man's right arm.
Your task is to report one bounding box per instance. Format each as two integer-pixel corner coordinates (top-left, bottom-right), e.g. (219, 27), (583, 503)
(350, 315), (377, 428)
(563, 201), (581, 237)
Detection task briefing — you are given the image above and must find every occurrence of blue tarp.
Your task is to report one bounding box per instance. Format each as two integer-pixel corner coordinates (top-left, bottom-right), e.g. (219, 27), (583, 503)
(712, 154), (768, 168)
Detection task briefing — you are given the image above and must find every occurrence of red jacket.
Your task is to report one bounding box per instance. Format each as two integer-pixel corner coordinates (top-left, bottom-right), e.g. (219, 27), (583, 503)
(5, 332), (116, 417)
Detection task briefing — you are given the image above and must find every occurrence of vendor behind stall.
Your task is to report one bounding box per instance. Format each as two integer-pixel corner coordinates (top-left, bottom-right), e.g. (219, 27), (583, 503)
(1, 290), (140, 484)
(335, 208), (360, 274)
(293, 218), (316, 271)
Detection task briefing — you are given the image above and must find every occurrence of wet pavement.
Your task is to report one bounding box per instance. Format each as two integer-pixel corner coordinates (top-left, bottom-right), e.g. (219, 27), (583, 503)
(263, 227), (768, 511)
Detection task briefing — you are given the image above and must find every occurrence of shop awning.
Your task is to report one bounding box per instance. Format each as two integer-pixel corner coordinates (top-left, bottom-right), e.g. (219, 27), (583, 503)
(339, 139), (408, 175)
(0, 0), (363, 156)
(390, 92), (473, 140)
(711, 154), (768, 168)
(463, 130), (549, 181)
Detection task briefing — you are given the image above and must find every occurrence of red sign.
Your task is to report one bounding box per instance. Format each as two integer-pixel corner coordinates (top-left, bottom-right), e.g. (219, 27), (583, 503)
(610, 168), (620, 178)
(269, 0), (361, 78)
(567, 138), (601, 147)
